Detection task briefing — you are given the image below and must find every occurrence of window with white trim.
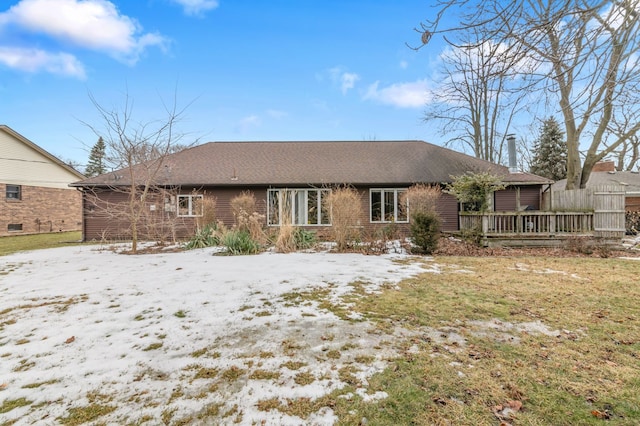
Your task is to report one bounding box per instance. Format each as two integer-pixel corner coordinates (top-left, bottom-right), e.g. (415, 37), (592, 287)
(6, 185), (21, 200)
(370, 189), (408, 223)
(177, 194), (203, 217)
(267, 189), (331, 226)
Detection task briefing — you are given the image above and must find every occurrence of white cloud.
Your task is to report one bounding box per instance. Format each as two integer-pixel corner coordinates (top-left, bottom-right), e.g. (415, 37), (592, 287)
(266, 109), (288, 119)
(235, 115), (261, 133)
(170, 0), (219, 16)
(363, 79), (431, 108)
(328, 67), (360, 94)
(0, 0), (167, 64)
(0, 46), (86, 78)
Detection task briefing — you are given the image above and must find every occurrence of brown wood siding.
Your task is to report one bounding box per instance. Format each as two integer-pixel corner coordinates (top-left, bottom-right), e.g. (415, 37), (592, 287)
(436, 193), (460, 232)
(494, 186), (542, 212)
(519, 186), (542, 210)
(495, 188), (517, 211)
(626, 196), (640, 211)
(81, 184), (468, 241)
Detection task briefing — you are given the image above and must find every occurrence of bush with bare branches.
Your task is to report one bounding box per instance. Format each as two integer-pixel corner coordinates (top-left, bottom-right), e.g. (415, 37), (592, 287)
(401, 184), (441, 216)
(229, 191), (266, 246)
(328, 186), (362, 252)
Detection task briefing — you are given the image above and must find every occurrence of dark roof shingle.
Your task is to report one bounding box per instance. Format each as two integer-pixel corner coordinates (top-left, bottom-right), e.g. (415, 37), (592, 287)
(72, 140), (550, 187)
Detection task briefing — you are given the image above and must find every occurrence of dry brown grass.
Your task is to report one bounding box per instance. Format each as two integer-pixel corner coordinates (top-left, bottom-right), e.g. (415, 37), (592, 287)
(275, 191), (297, 253)
(196, 195), (217, 230)
(327, 186), (362, 251)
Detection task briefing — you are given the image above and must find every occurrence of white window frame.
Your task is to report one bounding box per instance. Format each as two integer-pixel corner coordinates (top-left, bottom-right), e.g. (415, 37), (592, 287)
(370, 188), (408, 223)
(177, 194), (203, 217)
(267, 188), (331, 226)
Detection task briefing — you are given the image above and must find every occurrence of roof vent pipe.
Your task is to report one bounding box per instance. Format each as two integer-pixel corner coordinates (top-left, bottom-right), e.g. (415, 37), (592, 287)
(507, 134), (517, 173)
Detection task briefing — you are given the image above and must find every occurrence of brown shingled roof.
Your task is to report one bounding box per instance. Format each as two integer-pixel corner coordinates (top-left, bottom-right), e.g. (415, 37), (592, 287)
(71, 140), (550, 187)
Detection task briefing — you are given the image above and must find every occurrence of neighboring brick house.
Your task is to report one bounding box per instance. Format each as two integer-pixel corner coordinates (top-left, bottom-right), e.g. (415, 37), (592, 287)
(1, 125), (85, 237)
(71, 140), (550, 242)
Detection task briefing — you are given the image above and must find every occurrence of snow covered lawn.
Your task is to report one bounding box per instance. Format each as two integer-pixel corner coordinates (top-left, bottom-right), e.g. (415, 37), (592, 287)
(0, 245), (431, 425)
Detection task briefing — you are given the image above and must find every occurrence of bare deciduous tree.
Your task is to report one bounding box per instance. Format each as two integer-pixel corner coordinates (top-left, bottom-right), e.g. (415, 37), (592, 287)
(607, 106), (640, 171)
(83, 91), (193, 253)
(413, 0), (640, 189)
(424, 28), (528, 164)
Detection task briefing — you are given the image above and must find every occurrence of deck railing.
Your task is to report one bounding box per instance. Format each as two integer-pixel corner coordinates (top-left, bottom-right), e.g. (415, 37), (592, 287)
(459, 211), (595, 236)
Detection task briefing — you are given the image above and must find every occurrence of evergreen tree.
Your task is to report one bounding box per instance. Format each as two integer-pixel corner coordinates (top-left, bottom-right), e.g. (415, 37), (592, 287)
(85, 137), (107, 177)
(530, 117), (567, 181)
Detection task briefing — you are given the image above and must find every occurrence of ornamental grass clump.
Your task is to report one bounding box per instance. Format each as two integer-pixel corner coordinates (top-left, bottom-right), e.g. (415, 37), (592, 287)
(275, 190), (296, 253)
(327, 186), (362, 252)
(222, 229), (260, 255)
(184, 223), (220, 249)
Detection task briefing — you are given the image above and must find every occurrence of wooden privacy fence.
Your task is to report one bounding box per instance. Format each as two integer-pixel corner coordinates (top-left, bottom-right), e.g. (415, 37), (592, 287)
(549, 184), (626, 239)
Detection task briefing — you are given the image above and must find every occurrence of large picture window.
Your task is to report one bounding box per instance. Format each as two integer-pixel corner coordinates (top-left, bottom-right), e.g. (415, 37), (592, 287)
(370, 189), (408, 223)
(177, 194), (203, 217)
(268, 189), (331, 226)
(6, 185), (21, 200)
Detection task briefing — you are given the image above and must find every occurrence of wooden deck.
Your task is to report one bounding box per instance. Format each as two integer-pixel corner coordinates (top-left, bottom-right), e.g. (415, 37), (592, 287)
(459, 211), (624, 247)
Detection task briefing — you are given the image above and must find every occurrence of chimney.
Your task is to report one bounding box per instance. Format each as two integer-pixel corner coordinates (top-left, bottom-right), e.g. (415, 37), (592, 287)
(592, 161), (616, 172)
(507, 134), (517, 172)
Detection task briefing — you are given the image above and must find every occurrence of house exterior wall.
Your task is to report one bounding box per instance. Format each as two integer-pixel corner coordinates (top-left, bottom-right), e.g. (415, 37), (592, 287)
(627, 196), (640, 212)
(1, 126), (84, 237)
(0, 130), (81, 189)
(495, 186), (542, 211)
(80, 184), (537, 241)
(1, 183), (82, 237)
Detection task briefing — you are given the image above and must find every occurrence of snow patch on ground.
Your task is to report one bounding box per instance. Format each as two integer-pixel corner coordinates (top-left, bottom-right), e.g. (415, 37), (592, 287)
(0, 246), (429, 425)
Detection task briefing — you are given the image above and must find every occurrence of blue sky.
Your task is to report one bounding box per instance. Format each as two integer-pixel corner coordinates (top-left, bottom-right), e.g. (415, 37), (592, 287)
(0, 0), (447, 167)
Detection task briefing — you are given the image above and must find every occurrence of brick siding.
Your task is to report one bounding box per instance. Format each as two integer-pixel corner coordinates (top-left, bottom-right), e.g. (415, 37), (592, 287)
(1, 183), (82, 237)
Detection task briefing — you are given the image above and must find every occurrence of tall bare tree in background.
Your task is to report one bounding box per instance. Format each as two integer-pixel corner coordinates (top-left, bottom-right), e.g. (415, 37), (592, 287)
(423, 27), (529, 164)
(413, 0), (640, 188)
(607, 105), (640, 171)
(83, 92), (192, 253)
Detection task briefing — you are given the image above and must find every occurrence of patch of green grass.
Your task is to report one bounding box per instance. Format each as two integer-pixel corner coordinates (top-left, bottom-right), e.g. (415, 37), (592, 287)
(12, 359), (36, 372)
(220, 366), (245, 382)
(325, 349), (341, 359)
(0, 398), (31, 414)
(354, 354), (375, 364)
(22, 379), (60, 389)
(174, 310), (186, 318)
(327, 256), (640, 425)
(280, 360), (306, 370)
(193, 367), (219, 380)
(294, 371), (315, 385)
(249, 369), (281, 380)
(0, 231), (84, 256)
(57, 404), (115, 425)
(142, 342), (163, 351)
(190, 348), (207, 358)
(256, 397), (281, 411)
